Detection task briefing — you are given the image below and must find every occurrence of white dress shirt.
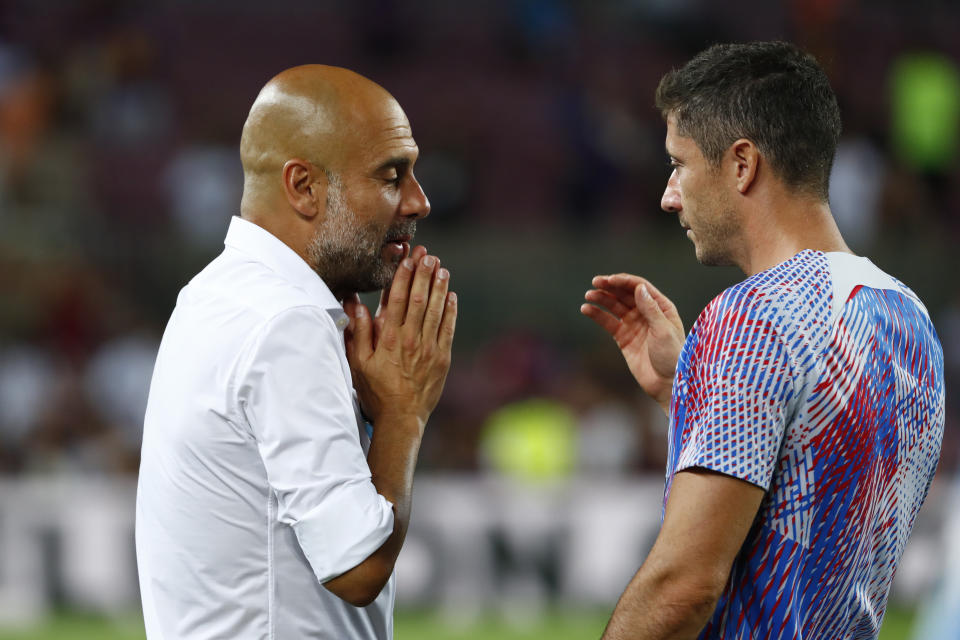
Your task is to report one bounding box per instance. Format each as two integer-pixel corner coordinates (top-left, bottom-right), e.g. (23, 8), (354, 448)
(136, 216), (396, 640)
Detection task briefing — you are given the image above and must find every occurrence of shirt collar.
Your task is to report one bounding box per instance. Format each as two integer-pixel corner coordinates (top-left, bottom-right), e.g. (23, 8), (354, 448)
(223, 217), (348, 326)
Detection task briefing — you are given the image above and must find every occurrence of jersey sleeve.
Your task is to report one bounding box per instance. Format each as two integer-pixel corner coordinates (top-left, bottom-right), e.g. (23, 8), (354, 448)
(672, 288), (798, 490)
(234, 306), (394, 583)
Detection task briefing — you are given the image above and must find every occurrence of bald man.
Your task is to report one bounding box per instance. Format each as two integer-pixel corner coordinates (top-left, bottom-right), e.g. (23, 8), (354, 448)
(136, 66), (456, 639)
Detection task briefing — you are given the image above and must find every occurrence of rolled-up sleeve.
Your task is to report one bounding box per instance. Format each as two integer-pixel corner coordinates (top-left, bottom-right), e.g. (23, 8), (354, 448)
(235, 306), (394, 583)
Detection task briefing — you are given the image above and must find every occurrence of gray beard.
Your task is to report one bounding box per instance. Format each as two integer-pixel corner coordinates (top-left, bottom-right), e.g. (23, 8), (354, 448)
(306, 178), (414, 299)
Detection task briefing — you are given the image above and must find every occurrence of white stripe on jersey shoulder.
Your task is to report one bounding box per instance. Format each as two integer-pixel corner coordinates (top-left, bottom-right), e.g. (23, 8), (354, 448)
(824, 251), (926, 321)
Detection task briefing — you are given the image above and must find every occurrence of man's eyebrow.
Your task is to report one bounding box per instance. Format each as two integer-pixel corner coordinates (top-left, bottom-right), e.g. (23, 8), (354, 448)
(375, 157), (412, 173)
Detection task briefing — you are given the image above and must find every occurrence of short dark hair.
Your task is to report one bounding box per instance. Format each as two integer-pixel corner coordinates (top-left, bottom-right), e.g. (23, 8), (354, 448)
(655, 41), (842, 200)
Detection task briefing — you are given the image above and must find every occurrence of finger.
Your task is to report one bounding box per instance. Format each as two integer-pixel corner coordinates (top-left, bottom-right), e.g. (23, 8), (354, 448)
(584, 289), (631, 318)
(403, 254), (439, 331)
(375, 287), (389, 319)
(599, 273), (649, 294)
(409, 244), (428, 263)
(634, 284), (669, 330)
(593, 273), (643, 290)
(342, 293), (362, 314)
(639, 279), (681, 320)
(595, 284), (638, 312)
(606, 275), (679, 322)
(422, 266), (450, 341)
(437, 291), (458, 352)
(373, 312), (386, 344)
(345, 301), (373, 362)
(377, 246), (427, 319)
(594, 274), (647, 308)
(591, 274), (615, 289)
(580, 302), (622, 337)
(384, 256), (416, 328)
(343, 294), (362, 331)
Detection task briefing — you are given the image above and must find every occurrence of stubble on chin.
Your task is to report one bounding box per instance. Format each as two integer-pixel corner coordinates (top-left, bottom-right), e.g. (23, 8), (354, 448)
(306, 226), (394, 298)
(694, 242), (736, 267)
(305, 176), (416, 298)
(691, 200), (740, 267)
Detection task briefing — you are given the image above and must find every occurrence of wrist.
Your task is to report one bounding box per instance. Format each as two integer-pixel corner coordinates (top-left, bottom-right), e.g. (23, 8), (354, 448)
(369, 411), (426, 437)
(656, 387), (673, 417)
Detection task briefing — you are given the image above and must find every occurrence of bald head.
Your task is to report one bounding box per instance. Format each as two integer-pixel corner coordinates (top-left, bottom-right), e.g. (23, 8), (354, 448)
(239, 65), (399, 213)
(233, 65), (429, 299)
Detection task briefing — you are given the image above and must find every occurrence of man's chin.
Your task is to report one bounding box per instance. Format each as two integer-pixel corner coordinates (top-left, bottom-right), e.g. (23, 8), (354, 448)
(356, 262), (399, 295)
(695, 247), (735, 268)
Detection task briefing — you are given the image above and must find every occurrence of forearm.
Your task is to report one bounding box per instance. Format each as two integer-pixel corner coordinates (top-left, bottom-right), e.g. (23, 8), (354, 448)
(602, 563), (719, 640)
(323, 414), (423, 605)
(332, 249), (455, 605)
(366, 413), (424, 556)
(601, 471), (762, 639)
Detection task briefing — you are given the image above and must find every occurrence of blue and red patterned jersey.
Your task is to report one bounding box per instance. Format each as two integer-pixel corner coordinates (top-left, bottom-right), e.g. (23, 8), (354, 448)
(667, 250), (944, 640)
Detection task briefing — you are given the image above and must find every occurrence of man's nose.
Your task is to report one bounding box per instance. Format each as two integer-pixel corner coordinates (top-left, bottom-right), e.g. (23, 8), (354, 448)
(661, 174), (681, 213)
(402, 173), (431, 219)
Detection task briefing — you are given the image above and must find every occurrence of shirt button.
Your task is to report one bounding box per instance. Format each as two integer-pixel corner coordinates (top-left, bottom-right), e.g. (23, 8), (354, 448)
(335, 316), (349, 330)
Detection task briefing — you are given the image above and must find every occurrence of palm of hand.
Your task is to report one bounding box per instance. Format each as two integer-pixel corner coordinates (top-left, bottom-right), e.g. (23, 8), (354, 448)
(582, 275), (685, 411)
(344, 247), (456, 429)
(615, 308), (681, 402)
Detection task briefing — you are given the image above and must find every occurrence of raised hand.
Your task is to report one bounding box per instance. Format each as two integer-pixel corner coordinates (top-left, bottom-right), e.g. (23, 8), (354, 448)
(581, 274), (684, 413)
(371, 245), (429, 346)
(344, 252), (457, 432)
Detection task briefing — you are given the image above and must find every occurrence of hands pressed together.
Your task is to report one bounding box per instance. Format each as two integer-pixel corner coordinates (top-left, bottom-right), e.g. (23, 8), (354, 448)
(581, 274), (685, 413)
(343, 245), (457, 433)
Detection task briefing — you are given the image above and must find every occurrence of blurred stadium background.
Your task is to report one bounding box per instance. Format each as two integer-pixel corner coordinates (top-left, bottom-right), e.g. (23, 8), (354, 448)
(0, 0), (958, 638)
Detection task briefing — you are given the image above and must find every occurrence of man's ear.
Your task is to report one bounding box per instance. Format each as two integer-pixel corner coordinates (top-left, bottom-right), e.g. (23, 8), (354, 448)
(282, 159), (328, 219)
(730, 139), (759, 194)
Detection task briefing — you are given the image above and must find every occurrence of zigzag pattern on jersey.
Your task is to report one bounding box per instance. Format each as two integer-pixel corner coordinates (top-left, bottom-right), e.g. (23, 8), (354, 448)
(666, 252), (830, 505)
(666, 251), (944, 640)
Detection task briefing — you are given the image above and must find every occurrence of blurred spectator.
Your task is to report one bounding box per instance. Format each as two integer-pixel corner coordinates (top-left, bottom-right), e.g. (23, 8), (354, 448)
(84, 26), (176, 234)
(574, 391), (639, 475)
(0, 344), (54, 473)
(564, 365), (643, 475)
(0, 44), (54, 194)
(911, 477), (960, 640)
(164, 142), (242, 249)
(480, 397), (577, 484)
(83, 331), (158, 458)
(88, 28), (173, 148)
(890, 51), (960, 178)
(829, 134), (887, 251)
(479, 397), (576, 622)
(24, 359), (134, 475)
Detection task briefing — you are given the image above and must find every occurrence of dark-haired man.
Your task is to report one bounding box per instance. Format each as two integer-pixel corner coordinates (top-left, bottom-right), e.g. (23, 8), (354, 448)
(583, 41), (944, 639)
(136, 65), (456, 638)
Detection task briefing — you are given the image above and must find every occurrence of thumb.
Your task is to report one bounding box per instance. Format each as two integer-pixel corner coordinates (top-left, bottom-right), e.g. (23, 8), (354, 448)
(346, 303), (374, 363)
(634, 283), (667, 329)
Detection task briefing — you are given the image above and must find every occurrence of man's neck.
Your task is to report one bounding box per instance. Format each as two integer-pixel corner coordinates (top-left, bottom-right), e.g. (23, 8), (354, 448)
(738, 197), (851, 276)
